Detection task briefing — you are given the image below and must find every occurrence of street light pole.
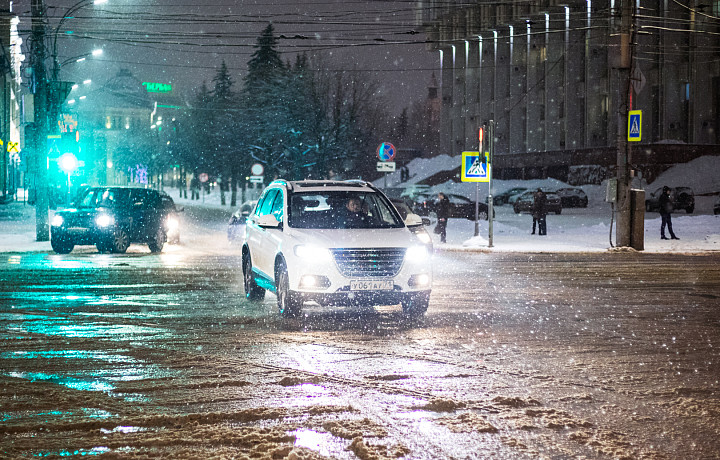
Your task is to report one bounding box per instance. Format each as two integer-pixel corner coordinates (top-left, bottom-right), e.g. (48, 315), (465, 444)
(29, 0), (102, 240)
(31, 0), (50, 241)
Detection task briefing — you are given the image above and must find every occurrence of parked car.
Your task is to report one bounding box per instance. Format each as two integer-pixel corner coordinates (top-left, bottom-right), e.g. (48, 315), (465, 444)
(390, 198), (433, 252)
(227, 200), (257, 243)
(645, 186), (695, 213)
(414, 193), (493, 220)
(492, 187), (528, 206)
(513, 191), (562, 214)
(50, 187), (180, 254)
(242, 180), (432, 318)
(554, 187), (589, 208)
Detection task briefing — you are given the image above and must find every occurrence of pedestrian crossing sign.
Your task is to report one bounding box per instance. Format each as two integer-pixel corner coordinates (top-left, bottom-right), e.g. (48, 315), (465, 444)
(628, 110), (642, 142)
(461, 151), (489, 182)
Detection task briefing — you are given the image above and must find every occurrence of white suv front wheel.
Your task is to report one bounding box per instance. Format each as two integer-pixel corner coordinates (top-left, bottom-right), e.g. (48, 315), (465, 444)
(276, 262), (302, 318)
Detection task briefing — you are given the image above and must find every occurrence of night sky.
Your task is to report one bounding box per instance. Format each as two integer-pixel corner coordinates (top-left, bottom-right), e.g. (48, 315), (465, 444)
(16, 0), (438, 114)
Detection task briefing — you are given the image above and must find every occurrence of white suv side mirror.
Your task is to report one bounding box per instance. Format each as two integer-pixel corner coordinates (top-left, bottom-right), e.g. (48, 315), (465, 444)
(404, 213), (423, 227)
(256, 214), (281, 228)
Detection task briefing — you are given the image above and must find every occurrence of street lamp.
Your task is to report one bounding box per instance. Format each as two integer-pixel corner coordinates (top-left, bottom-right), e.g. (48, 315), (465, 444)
(29, 0), (105, 241)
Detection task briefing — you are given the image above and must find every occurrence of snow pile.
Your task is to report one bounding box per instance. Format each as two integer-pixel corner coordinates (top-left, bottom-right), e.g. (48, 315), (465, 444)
(649, 155), (720, 194)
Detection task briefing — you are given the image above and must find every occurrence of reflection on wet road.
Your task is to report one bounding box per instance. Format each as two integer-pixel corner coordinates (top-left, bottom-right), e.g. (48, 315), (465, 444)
(1, 250), (719, 458)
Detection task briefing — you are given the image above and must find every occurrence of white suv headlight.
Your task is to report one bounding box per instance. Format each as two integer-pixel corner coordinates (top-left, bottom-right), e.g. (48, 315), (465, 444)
(406, 245), (430, 262)
(95, 214), (114, 228)
(294, 244), (332, 262)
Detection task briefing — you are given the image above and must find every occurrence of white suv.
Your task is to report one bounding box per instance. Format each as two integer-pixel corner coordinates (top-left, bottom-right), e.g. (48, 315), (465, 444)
(242, 180), (433, 317)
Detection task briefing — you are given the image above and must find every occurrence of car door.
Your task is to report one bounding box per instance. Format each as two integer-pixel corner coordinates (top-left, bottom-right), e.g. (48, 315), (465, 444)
(128, 189), (152, 240)
(247, 188), (280, 279)
(130, 188), (160, 241)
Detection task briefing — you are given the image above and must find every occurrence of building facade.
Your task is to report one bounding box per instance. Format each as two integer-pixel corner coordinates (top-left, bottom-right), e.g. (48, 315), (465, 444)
(420, 0), (720, 181)
(0, 3), (23, 202)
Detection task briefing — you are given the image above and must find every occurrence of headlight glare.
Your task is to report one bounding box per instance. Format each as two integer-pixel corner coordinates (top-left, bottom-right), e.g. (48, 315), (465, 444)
(166, 216), (179, 230)
(95, 214), (114, 227)
(51, 215), (64, 227)
(406, 245), (429, 262)
(294, 244), (332, 262)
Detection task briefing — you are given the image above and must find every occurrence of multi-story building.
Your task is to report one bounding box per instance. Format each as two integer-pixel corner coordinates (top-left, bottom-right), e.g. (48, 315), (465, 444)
(0, 3), (23, 202)
(64, 68), (185, 189)
(70, 68), (155, 186)
(420, 0), (720, 182)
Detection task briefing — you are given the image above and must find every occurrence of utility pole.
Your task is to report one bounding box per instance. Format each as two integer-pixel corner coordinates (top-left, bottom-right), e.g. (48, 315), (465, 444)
(31, 0), (50, 241)
(614, 0), (635, 247)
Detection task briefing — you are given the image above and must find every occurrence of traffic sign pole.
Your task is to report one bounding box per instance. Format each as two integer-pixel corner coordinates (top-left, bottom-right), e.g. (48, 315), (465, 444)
(488, 120), (494, 248)
(474, 124), (488, 237)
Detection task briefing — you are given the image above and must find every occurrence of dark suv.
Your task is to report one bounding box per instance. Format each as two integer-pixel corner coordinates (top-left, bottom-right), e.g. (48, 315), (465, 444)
(50, 186), (179, 254)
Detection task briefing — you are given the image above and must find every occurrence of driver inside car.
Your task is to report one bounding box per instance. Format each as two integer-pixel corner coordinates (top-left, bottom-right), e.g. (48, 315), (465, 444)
(340, 197), (370, 228)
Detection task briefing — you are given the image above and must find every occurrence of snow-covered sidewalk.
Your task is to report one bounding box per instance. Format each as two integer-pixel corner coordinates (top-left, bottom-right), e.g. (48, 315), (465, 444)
(2, 195), (717, 254)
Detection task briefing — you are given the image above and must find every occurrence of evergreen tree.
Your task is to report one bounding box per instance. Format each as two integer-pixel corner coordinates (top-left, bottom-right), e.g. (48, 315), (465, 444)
(244, 24), (284, 90)
(212, 60), (234, 101)
(210, 61), (239, 205)
(394, 108), (409, 145)
(242, 24), (291, 179)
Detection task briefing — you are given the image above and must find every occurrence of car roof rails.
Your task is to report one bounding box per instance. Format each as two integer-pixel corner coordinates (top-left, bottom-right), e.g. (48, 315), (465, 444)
(268, 179), (293, 191)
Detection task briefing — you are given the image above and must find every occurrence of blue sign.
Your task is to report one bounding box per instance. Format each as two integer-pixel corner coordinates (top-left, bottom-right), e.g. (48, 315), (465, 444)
(628, 110), (642, 142)
(377, 142), (396, 161)
(461, 151), (489, 182)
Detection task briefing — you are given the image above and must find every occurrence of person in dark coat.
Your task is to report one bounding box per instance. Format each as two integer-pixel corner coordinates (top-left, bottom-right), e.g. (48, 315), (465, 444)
(659, 186), (679, 240)
(340, 197), (369, 228)
(435, 192), (451, 243)
(190, 175), (200, 200)
(532, 188), (547, 235)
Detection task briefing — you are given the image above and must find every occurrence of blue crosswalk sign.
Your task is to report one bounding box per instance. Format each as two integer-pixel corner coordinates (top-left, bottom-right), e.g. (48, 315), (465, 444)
(461, 151), (489, 182)
(628, 110), (642, 142)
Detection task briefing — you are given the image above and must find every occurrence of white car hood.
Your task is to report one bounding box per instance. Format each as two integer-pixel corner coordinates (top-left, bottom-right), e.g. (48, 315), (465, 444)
(286, 227), (416, 249)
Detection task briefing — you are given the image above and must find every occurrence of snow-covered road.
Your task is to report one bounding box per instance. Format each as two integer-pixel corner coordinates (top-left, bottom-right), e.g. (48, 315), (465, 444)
(2, 250), (718, 458)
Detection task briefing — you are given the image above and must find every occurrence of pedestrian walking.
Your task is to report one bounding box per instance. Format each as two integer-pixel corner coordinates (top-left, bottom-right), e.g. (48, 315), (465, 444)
(659, 186), (679, 240)
(434, 192), (451, 243)
(190, 175), (200, 200)
(532, 188), (548, 235)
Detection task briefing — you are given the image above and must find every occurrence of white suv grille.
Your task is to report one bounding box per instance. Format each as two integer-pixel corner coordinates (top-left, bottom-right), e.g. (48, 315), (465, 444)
(331, 248), (406, 277)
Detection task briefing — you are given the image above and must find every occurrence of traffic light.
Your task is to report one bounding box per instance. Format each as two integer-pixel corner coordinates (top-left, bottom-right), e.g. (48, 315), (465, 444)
(479, 123), (487, 152)
(60, 131), (79, 156)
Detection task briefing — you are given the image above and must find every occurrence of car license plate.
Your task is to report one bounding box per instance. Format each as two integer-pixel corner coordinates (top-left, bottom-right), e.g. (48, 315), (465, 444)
(350, 279), (393, 291)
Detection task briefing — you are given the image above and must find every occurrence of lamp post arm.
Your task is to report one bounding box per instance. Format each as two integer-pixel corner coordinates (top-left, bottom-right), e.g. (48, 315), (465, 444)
(51, 0), (95, 79)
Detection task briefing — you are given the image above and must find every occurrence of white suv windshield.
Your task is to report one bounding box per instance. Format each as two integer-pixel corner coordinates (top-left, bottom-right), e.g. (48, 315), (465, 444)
(289, 191), (404, 229)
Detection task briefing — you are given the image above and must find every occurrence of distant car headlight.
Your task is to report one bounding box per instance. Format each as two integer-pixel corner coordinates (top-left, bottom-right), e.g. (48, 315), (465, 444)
(406, 245), (430, 262)
(51, 215), (64, 227)
(166, 216), (179, 231)
(95, 214), (114, 227)
(294, 244), (332, 262)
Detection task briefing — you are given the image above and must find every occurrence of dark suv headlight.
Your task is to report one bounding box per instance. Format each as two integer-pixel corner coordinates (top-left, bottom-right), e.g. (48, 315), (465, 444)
(166, 216), (179, 231)
(51, 215), (64, 227)
(95, 214), (115, 228)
